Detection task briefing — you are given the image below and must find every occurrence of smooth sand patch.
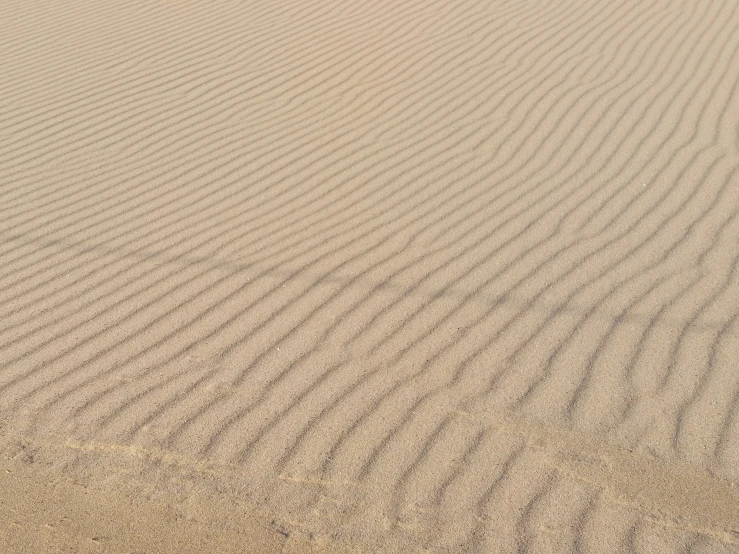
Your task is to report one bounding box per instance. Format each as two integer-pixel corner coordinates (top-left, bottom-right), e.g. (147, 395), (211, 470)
(0, 460), (285, 554)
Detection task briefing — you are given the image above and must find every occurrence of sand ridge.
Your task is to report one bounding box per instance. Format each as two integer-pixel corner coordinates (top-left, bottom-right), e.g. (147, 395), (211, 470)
(2, 0), (739, 551)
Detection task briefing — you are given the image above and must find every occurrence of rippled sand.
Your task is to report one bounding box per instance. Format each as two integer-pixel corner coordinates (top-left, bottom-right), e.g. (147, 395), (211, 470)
(2, 0), (739, 552)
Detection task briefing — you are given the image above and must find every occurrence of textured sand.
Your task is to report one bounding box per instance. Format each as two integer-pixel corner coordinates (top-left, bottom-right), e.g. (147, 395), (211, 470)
(0, 459), (288, 554)
(2, 0), (739, 552)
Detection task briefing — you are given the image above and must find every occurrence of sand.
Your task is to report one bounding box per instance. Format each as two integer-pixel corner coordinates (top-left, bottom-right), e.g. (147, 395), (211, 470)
(1, 0), (739, 552)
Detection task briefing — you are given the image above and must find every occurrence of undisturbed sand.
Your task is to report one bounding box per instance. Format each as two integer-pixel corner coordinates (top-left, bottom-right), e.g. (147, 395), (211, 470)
(2, 0), (739, 552)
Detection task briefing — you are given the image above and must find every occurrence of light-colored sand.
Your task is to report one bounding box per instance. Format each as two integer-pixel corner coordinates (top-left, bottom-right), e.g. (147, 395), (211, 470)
(2, 0), (739, 552)
(0, 458), (287, 554)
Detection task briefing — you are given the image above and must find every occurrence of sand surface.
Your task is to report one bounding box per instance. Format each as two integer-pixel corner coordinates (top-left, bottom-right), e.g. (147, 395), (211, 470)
(0, 459), (289, 554)
(2, 0), (739, 552)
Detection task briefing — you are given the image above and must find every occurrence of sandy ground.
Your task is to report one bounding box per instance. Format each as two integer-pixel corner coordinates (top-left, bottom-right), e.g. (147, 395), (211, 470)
(2, 0), (739, 552)
(0, 458), (287, 554)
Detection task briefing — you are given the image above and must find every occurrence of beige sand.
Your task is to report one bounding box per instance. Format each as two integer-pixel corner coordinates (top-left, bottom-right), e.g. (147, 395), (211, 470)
(0, 459), (287, 554)
(2, 0), (739, 551)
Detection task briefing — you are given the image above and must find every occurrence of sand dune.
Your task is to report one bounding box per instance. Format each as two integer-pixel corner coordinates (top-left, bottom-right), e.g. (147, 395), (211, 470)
(2, 0), (739, 551)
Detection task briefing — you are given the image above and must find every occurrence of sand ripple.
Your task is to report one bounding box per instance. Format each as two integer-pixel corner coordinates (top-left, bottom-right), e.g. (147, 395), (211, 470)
(2, 0), (739, 551)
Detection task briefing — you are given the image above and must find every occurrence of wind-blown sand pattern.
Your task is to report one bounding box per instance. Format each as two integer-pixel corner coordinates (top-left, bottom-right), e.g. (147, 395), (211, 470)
(2, 0), (739, 551)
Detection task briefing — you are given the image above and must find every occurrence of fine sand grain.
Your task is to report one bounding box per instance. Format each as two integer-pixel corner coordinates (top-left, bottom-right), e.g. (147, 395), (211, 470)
(2, 0), (739, 552)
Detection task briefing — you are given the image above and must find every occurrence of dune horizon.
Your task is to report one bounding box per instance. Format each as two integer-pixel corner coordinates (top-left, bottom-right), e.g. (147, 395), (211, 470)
(2, 0), (739, 552)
